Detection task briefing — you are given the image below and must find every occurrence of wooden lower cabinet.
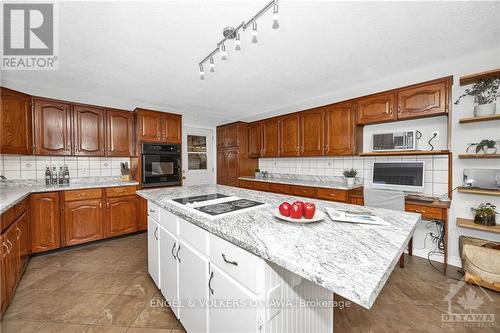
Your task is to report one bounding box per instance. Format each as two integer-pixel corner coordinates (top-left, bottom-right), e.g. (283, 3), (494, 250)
(30, 192), (61, 253)
(63, 199), (104, 246)
(106, 195), (138, 237)
(17, 212), (31, 273)
(137, 195), (148, 231)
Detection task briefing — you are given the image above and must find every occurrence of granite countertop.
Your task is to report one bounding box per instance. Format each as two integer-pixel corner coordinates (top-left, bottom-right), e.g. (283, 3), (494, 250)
(0, 178), (139, 214)
(238, 175), (363, 190)
(137, 184), (420, 309)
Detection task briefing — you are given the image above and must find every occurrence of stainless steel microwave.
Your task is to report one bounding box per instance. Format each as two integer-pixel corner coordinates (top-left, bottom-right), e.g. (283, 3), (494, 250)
(372, 131), (417, 151)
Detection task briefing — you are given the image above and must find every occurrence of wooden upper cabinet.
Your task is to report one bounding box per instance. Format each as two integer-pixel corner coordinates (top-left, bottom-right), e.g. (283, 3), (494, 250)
(163, 114), (181, 144)
(30, 192), (61, 253)
(216, 149), (226, 185)
(216, 127), (225, 149)
(356, 91), (397, 125)
(33, 98), (72, 155)
(224, 124), (239, 147)
(279, 114), (300, 157)
(247, 122), (262, 158)
(106, 109), (134, 156)
(0, 88), (32, 155)
(73, 105), (105, 156)
(63, 198), (104, 246)
(262, 118), (280, 157)
(397, 79), (449, 119)
(106, 195), (138, 237)
(137, 109), (163, 142)
(324, 101), (356, 156)
(300, 108), (324, 156)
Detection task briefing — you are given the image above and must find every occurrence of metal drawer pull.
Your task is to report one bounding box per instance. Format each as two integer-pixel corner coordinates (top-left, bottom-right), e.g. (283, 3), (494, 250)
(222, 253), (238, 266)
(208, 271), (214, 295)
(16, 227), (21, 239)
(176, 244), (181, 263)
(154, 226), (158, 240)
(171, 243), (177, 260)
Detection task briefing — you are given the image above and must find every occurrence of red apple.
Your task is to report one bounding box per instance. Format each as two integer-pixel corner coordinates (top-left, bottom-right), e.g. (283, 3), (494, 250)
(293, 201), (304, 211)
(303, 203), (316, 219)
(290, 202), (303, 219)
(279, 202), (292, 217)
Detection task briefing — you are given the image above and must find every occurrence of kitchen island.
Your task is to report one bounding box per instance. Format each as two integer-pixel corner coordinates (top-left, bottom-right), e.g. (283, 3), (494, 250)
(138, 184), (420, 333)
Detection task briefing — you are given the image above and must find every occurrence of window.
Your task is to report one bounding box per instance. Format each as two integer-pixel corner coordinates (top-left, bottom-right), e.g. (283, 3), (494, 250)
(187, 135), (207, 170)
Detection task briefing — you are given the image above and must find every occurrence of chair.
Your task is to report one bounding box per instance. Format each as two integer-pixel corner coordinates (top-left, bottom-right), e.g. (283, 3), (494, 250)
(364, 188), (411, 268)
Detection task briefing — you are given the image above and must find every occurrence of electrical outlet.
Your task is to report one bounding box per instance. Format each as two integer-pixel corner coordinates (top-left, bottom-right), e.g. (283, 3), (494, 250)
(432, 131), (440, 141)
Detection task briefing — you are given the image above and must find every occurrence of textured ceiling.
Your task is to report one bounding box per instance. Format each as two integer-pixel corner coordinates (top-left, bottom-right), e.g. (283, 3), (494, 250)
(2, 1), (499, 126)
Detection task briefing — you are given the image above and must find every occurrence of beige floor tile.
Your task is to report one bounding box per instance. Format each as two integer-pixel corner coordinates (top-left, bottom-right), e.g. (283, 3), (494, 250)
(0, 319), (45, 333)
(52, 291), (116, 324)
(126, 328), (173, 333)
(92, 295), (149, 326)
(36, 322), (87, 333)
(132, 296), (180, 329)
(60, 272), (137, 294)
(81, 325), (129, 333)
(120, 275), (158, 298)
(20, 270), (81, 291)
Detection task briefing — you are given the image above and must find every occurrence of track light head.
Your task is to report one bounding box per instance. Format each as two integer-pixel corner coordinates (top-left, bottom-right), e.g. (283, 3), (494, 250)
(220, 43), (227, 60)
(251, 21), (258, 43)
(209, 57), (215, 72)
(199, 64), (205, 80)
(235, 33), (241, 51)
(272, 3), (279, 29)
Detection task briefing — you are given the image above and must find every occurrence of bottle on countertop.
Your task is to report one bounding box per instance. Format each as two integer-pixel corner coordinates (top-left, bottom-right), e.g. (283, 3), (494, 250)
(58, 166), (64, 185)
(51, 166), (58, 185)
(64, 165), (70, 185)
(45, 165), (51, 186)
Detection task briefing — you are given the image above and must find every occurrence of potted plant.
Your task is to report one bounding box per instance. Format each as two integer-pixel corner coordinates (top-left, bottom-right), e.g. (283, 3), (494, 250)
(254, 168), (260, 178)
(455, 77), (500, 117)
(471, 202), (497, 226)
(343, 168), (357, 187)
(475, 139), (497, 154)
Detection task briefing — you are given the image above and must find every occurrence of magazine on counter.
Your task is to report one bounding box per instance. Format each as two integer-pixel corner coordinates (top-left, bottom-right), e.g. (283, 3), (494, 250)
(325, 208), (391, 226)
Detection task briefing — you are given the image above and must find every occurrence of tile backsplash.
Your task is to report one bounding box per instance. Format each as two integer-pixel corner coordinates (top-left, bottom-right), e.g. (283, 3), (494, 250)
(258, 154), (449, 197)
(0, 155), (131, 181)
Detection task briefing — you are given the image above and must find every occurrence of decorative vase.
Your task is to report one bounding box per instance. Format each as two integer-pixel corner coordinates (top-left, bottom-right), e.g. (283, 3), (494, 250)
(474, 103), (496, 117)
(474, 214), (496, 227)
(484, 147), (498, 155)
(255, 172), (260, 179)
(346, 177), (355, 187)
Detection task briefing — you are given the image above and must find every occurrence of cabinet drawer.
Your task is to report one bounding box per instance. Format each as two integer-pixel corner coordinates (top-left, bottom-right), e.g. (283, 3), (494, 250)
(148, 202), (160, 222)
(405, 204), (445, 220)
(159, 208), (178, 235)
(179, 217), (208, 256)
(269, 183), (291, 194)
(14, 197), (29, 219)
(239, 180), (269, 192)
(106, 186), (136, 198)
(316, 188), (348, 202)
(1, 206), (16, 233)
(290, 185), (316, 198)
(209, 234), (262, 294)
(64, 188), (102, 201)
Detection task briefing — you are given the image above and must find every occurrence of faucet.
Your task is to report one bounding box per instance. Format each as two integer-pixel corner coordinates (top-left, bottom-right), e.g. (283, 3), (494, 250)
(0, 175), (7, 186)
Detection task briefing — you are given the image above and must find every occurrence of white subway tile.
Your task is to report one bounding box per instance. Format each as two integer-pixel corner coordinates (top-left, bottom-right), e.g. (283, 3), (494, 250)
(36, 156), (51, 170)
(433, 183), (448, 197)
(4, 170), (20, 180)
(4, 157), (20, 171)
(100, 158), (112, 169)
(89, 169), (101, 177)
(100, 168), (112, 176)
(433, 157), (448, 171)
(111, 168), (121, 176)
(78, 168), (89, 177)
(21, 170), (36, 179)
(433, 170), (448, 184)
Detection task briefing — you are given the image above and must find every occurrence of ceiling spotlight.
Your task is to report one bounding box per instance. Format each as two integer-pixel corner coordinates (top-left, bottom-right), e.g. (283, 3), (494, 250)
(235, 33), (241, 51)
(209, 57), (215, 72)
(220, 43), (227, 60)
(251, 21), (258, 43)
(272, 3), (279, 29)
(199, 64), (205, 80)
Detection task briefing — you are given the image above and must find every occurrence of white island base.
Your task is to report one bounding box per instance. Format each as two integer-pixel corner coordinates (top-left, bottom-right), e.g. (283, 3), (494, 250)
(147, 203), (334, 333)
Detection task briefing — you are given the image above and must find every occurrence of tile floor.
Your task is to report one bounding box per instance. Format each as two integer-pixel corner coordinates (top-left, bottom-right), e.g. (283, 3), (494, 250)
(1, 233), (499, 333)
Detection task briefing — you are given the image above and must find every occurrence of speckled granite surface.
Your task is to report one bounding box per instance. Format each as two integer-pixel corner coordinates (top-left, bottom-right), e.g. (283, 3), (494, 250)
(0, 177), (139, 213)
(239, 174), (363, 190)
(137, 184), (420, 309)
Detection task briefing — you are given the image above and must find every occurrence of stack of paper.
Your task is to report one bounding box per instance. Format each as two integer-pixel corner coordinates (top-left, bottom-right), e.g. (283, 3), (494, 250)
(325, 208), (391, 226)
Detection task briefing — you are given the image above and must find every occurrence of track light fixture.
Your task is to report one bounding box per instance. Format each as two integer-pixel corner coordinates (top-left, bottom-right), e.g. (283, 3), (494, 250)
(198, 0), (280, 79)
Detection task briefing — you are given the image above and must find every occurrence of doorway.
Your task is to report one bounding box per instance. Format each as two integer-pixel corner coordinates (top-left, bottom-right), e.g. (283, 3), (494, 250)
(182, 127), (214, 185)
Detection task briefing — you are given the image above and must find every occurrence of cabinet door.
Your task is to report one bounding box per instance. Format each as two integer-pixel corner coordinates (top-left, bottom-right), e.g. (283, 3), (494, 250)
(63, 199), (104, 246)
(324, 102), (356, 156)
(224, 123), (239, 147)
(209, 264), (260, 333)
(216, 127), (225, 149)
(147, 217), (160, 287)
(4, 224), (19, 298)
(356, 92), (396, 125)
(106, 109), (133, 157)
(247, 122), (262, 158)
(137, 195), (148, 231)
(137, 110), (163, 142)
(73, 105), (105, 156)
(106, 195), (138, 237)
(30, 192), (61, 253)
(33, 98), (72, 155)
(217, 149), (226, 185)
(0, 88), (32, 155)
(163, 114), (181, 144)
(16, 212), (30, 274)
(397, 80), (448, 119)
(177, 239), (209, 333)
(159, 227), (180, 319)
(225, 148), (239, 187)
(262, 118), (280, 157)
(300, 108), (324, 156)
(279, 114), (300, 157)
(1, 235), (9, 316)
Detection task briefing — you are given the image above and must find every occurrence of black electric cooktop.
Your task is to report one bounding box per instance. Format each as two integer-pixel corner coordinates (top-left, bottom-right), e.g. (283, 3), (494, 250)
(172, 193), (229, 205)
(194, 199), (265, 216)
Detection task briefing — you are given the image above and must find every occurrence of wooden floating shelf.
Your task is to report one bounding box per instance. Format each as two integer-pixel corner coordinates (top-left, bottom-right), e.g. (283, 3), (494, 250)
(456, 217), (500, 234)
(458, 187), (500, 196)
(359, 150), (450, 157)
(458, 154), (500, 159)
(459, 68), (500, 86)
(459, 114), (500, 124)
